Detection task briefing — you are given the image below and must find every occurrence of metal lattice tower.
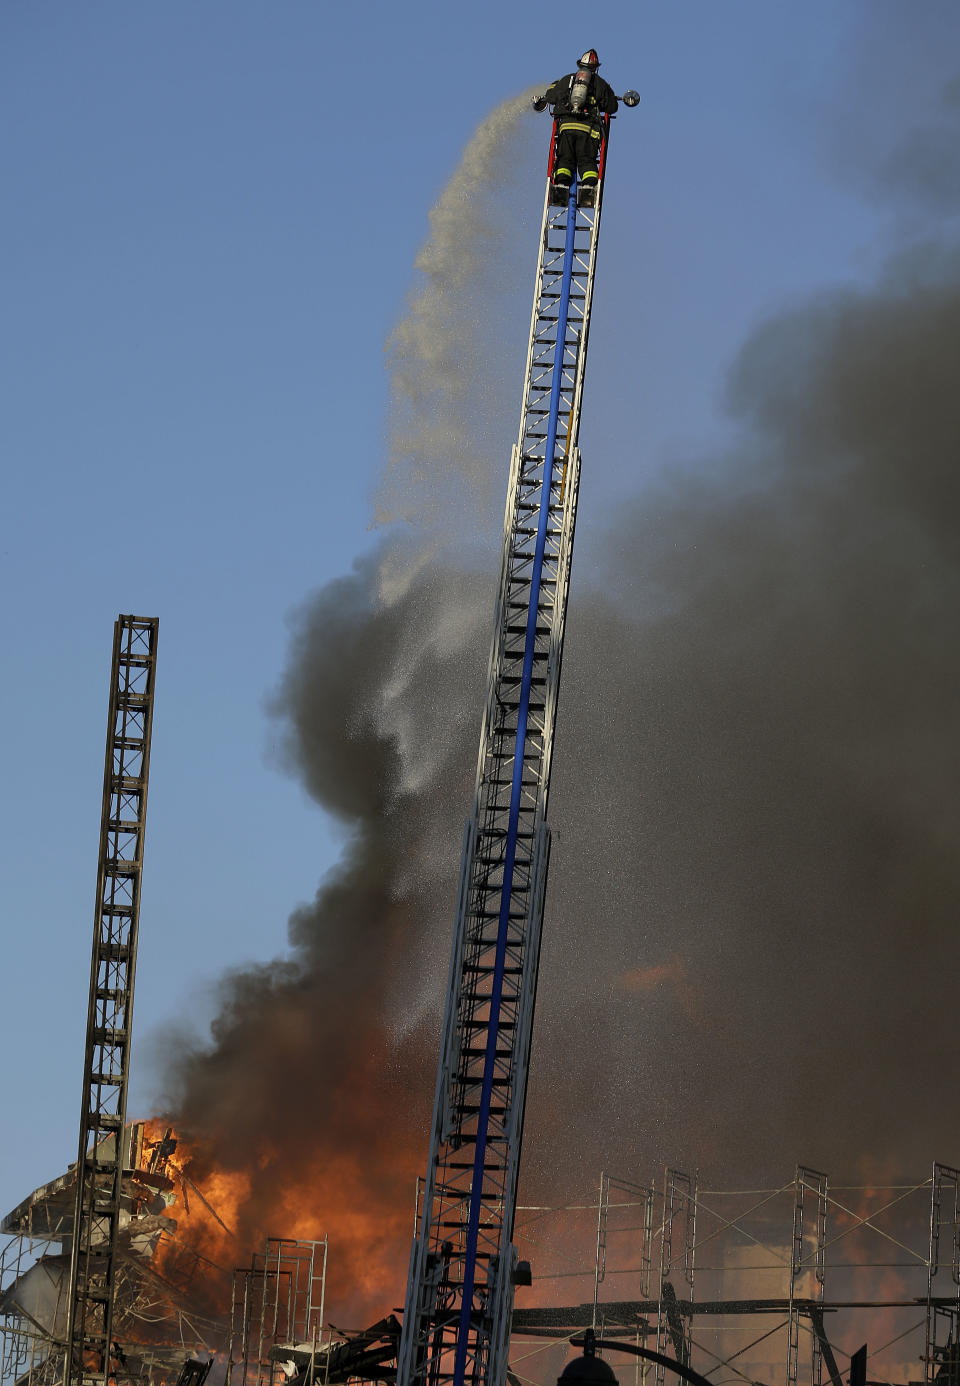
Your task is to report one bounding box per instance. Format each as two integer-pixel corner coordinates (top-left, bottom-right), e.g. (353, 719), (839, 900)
(397, 125), (614, 1386)
(64, 616), (159, 1386)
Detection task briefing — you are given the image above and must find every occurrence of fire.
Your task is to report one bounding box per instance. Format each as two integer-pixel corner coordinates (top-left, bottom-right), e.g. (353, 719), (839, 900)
(136, 1117), (423, 1329)
(122, 1119), (239, 1323)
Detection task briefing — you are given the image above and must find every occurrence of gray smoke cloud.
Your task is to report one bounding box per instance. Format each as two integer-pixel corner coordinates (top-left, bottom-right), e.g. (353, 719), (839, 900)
(158, 95), (533, 1321)
(160, 82), (960, 1323)
(876, 75), (960, 215)
(533, 236), (960, 1195)
(375, 90), (538, 557)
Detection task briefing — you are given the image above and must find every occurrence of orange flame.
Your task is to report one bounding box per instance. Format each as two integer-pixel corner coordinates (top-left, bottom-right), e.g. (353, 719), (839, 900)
(137, 1117), (421, 1329)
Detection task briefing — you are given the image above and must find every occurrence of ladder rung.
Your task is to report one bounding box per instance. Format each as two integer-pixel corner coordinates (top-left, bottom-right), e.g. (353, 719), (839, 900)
(459, 970), (520, 981)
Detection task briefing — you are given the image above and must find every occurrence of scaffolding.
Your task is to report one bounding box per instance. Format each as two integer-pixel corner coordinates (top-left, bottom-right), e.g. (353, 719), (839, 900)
(593, 1176), (655, 1337)
(0, 1122), (230, 1386)
(0, 1231), (71, 1386)
(654, 1169), (698, 1386)
(226, 1238), (328, 1386)
(925, 1165), (960, 1386)
(0, 1224), (226, 1386)
(508, 1162), (960, 1386)
(788, 1168), (828, 1386)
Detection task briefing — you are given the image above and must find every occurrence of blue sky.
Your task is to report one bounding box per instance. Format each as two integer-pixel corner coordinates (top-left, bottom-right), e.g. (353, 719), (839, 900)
(1, 1), (957, 1220)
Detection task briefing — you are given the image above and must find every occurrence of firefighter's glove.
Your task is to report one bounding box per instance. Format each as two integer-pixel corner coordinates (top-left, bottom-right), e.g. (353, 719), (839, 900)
(532, 96), (548, 112)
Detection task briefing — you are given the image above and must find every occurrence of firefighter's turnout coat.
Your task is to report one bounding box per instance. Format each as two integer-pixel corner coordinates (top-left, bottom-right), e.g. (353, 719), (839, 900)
(544, 71), (619, 185)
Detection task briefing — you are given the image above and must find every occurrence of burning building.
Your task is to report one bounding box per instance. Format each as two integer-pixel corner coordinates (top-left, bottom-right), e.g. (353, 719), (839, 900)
(0, 1122), (230, 1386)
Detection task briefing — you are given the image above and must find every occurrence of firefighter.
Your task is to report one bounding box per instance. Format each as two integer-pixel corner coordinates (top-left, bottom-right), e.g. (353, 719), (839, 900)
(532, 50), (619, 205)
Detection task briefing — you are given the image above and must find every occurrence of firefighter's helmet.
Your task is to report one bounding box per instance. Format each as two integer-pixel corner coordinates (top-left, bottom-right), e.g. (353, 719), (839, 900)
(577, 49), (600, 71)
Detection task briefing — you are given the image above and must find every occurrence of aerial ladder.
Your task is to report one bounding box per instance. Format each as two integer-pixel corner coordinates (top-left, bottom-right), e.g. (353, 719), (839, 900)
(63, 616), (159, 1386)
(397, 88), (638, 1386)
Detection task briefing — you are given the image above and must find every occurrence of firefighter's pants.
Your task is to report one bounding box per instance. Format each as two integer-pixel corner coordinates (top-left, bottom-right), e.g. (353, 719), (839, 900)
(553, 123), (602, 186)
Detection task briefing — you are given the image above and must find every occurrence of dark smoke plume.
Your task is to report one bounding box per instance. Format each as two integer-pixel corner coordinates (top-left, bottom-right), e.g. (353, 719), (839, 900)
(534, 238), (960, 1195)
(159, 86), (960, 1321)
(163, 557), (492, 1316)
(159, 98), (531, 1320)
